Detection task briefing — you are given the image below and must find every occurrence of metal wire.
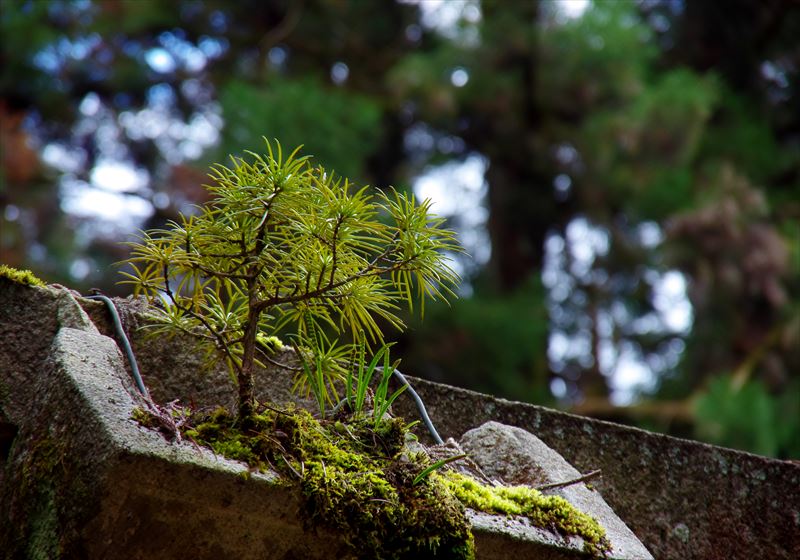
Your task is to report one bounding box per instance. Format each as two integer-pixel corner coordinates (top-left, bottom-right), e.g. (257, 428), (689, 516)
(85, 294), (442, 444)
(86, 294), (150, 399)
(384, 367), (444, 445)
(329, 367), (444, 444)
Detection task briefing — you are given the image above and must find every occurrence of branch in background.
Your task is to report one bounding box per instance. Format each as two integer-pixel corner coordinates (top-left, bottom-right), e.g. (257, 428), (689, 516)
(571, 397), (695, 425)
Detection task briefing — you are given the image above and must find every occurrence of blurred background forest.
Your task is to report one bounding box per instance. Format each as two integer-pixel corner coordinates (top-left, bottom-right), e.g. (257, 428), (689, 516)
(1, 0), (798, 458)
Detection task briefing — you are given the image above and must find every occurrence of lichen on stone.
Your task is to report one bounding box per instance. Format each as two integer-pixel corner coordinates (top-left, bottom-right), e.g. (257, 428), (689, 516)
(0, 264), (46, 287)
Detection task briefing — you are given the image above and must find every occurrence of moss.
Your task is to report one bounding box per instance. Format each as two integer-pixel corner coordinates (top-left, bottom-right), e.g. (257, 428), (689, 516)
(184, 405), (474, 559)
(442, 471), (611, 558)
(131, 406), (154, 427)
(178, 405), (610, 559)
(26, 487), (59, 560)
(0, 264), (46, 287)
(11, 437), (68, 559)
(256, 333), (284, 352)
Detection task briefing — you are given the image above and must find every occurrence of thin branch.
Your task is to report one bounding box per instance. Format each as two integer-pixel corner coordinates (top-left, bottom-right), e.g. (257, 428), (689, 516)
(259, 0), (303, 53)
(281, 454), (303, 479)
(193, 249), (250, 259)
(254, 195), (275, 258)
(259, 254), (420, 310)
(535, 469), (602, 492)
(315, 261), (327, 292)
(329, 214), (344, 288)
(258, 349), (303, 372)
(161, 266), (241, 375)
(190, 263), (253, 281)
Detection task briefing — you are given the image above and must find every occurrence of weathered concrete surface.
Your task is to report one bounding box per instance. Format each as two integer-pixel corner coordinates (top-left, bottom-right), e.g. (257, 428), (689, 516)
(0, 282), (353, 559)
(87, 289), (797, 559)
(461, 422), (653, 560)
(468, 510), (610, 560)
(1, 281), (651, 559)
(393, 378), (800, 560)
(80, 292), (307, 413)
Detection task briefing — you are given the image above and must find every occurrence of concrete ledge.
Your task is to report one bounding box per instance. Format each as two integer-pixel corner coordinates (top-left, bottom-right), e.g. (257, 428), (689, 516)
(461, 422), (651, 559)
(0, 322), (350, 559)
(392, 377), (800, 559)
(90, 287), (794, 559)
(1, 283), (652, 559)
(7, 283), (797, 558)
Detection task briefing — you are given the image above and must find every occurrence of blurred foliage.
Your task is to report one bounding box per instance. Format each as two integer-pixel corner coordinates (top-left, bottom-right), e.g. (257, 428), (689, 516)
(695, 375), (800, 458)
(538, 0), (656, 111)
(401, 281), (550, 404)
(1, 0), (799, 458)
(604, 69), (719, 219)
(219, 78), (381, 179)
(697, 93), (785, 185)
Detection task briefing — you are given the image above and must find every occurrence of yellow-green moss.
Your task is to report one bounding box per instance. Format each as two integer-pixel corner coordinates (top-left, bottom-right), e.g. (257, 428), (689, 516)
(442, 471), (611, 558)
(158, 405), (609, 559)
(256, 333), (284, 352)
(183, 405), (474, 560)
(130, 407), (153, 426)
(0, 264), (46, 287)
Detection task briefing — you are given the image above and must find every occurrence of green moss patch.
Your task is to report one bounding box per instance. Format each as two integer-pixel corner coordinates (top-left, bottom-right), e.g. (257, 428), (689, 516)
(133, 405), (611, 559)
(442, 471), (611, 557)
(183, 406), (474, 559)
(12, 436), (69, 559)
(0, 264), (46, 287)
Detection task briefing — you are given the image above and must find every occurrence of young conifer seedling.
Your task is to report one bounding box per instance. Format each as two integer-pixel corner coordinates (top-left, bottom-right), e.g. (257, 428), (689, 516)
(121, 141), (460, 422)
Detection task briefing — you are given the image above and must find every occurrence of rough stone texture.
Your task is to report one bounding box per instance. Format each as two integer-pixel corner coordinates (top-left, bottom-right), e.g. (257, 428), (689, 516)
(2, 281), (651, 559)
(468, 510), (602, 560)
(0, 283), (94, 420)
(6, 282), (798, 559)
(392, 377), (800, 560)
(460, 422), (653, 560)
(81, 294), (309, 412)
(0, 284), (351, 559)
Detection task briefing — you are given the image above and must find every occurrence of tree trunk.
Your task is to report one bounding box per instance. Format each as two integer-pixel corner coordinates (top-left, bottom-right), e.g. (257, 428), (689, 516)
(237, 308), (260, 421)
(464, 1), (558, 293)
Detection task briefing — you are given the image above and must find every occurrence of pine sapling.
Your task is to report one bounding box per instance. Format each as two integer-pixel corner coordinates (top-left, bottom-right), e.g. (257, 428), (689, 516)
(121, 141), (460, 422)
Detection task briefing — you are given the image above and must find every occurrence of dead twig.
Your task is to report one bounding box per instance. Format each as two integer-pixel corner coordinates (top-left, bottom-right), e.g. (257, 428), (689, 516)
(282, 454), (302, 478)
(535, 469), (602, 492)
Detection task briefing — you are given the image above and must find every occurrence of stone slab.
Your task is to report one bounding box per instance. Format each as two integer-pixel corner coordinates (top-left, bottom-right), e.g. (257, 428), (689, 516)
(391, 377), (800, 560)
(460, 422), (653, 559)
(2, 282), (652, 558)
(50, 285), (800, 559)
(75, 286), (800, 559)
